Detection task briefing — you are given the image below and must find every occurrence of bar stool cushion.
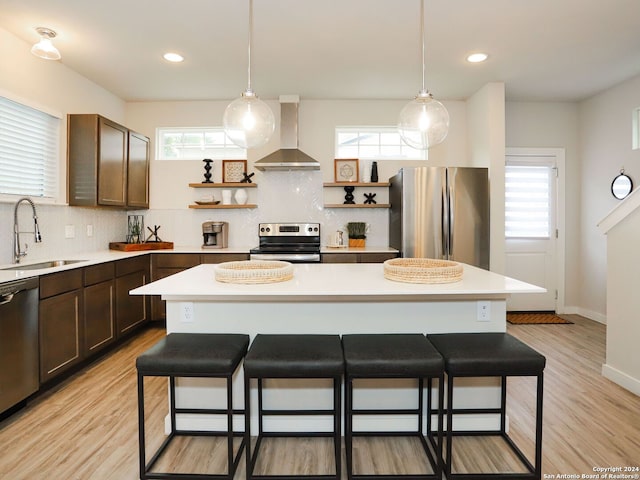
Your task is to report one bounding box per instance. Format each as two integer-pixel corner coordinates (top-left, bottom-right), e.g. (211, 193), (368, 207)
(342, 334), (444, 377)
(427, 332), (545, 376)
(244, 334), (344, 377)
(136, 333), (250, 375)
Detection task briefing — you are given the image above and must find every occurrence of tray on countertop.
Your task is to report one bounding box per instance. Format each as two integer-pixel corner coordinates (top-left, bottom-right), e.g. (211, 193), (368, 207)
(109, 241), (174, 251)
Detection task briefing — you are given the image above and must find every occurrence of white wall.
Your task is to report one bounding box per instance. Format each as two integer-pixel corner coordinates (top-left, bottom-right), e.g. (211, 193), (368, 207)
(579, 74), (640, 321)
(599, 191), (640, 395)
(124, 98), (470, 248)
(467, 83), (506, 273)
(0, 27), (128, 264)
(505, 101), (581, 311)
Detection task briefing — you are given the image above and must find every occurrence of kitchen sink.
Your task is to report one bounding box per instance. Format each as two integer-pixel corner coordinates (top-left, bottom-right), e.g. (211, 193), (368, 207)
(1, 259), (87, 271)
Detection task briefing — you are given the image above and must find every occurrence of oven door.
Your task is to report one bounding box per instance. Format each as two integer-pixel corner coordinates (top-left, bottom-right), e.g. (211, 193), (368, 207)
(250, 252), (320, 263)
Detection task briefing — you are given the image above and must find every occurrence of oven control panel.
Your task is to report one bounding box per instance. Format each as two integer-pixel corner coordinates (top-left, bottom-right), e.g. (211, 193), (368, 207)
(258, 223), (320, 237)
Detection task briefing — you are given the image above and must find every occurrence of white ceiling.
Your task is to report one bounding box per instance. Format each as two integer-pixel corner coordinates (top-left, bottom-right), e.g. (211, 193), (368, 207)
(1, 0), (640, 103)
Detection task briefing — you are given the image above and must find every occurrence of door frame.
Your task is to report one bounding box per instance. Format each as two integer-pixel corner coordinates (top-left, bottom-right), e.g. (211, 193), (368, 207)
(505, 147), (566, 313)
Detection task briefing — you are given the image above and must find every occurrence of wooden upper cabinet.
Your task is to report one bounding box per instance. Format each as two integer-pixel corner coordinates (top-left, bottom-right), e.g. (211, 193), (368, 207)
(127, 131), (150, 208)
(68, 114), (149, 209)
(98, 117), (128, 206)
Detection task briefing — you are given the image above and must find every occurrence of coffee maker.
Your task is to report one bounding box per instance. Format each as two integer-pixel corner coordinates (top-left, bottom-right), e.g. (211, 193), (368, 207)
(202, 221), (228, 249)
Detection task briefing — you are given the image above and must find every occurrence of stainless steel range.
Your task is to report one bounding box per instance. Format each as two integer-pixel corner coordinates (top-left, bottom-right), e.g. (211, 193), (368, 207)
(250, 222), (321, 263)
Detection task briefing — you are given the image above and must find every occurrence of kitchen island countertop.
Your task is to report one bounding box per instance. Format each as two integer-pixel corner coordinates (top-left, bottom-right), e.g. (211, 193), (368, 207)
(131, 262), (542, 301)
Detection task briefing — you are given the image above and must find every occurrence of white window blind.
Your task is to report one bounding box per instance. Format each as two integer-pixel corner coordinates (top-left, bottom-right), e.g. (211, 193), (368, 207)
(336, 126), (427, 160)
(156, 127), (246, 160)
(0, 96), (59, 198)
(505, 165), (551, 238)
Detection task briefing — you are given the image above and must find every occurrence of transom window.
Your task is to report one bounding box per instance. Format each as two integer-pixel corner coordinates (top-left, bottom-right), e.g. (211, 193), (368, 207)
(0, 96), (59, 198)
(633, 107), (640, 150)
(335, 127), (427, 160)
(156, 127), (246, 160)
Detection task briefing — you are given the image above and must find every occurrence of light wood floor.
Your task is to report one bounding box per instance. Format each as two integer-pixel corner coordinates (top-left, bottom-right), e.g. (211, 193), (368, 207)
(0, 315), (638, 479)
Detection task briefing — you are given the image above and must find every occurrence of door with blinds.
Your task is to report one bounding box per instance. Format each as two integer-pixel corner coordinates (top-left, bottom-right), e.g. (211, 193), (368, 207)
(505, 155), (558, 311)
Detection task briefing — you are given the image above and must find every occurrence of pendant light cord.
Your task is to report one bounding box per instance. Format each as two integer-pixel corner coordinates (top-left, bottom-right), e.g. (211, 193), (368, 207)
(247, 0), (253, 92)
(420, 0), (426, 93)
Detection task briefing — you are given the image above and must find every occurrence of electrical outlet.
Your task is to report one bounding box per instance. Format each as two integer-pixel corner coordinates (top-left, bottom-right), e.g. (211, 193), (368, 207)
(86, 224), (94, 237)
(179, 302), (194, 323)
(477, 301), (491, 321)
(64, 225), (75, 239)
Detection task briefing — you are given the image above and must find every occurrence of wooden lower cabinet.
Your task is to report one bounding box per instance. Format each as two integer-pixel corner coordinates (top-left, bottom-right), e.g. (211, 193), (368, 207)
(115, 258), (148, 336)
(83, 280), (115, 356)
(83, 262), (116, 357)
(38, 259), (147, 385)
(200, 253), (249, 263)
(321, 252), (398, 263)
(150, 253), (249, 320)
(39, 273), (83, 384)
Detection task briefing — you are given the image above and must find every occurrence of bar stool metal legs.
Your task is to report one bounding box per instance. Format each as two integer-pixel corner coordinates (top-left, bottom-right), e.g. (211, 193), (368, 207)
(136, 333), (249, 480)
(243, 334), (344, 480)
(428, 333), (546, 480)
(342, 334), (445, 480)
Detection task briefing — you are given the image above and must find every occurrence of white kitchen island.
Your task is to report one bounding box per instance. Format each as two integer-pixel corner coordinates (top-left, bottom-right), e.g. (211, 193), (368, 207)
(131, 262), (543, 433)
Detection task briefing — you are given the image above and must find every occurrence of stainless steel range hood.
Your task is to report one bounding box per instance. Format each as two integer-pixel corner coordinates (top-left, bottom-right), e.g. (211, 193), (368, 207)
(254, 96), (320, 171)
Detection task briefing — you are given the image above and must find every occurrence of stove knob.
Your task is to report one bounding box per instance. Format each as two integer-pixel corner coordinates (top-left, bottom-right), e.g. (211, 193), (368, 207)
(265, 227), (271, 233)
(260, 227), (265, 232)
(313, 227), (319, 232)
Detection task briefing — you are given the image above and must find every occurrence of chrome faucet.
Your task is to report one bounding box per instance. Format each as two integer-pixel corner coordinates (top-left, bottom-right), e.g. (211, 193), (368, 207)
(13, 197), (42, 264)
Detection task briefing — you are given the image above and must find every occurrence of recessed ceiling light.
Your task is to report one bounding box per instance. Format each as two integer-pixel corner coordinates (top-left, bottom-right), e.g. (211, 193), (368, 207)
(466, 53), (488, 63)
(163, 52), (184, 63)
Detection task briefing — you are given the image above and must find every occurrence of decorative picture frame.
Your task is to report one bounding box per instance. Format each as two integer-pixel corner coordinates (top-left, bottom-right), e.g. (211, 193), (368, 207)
(222, 159), (247, 183)
(334, 159), (359, 183)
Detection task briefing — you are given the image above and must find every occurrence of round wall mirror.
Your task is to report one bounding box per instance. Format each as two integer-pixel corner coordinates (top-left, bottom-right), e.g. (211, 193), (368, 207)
(611, 170), (633, 200)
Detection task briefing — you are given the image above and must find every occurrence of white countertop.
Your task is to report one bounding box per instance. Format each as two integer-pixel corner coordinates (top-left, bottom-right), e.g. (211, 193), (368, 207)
(0, 244), (398, 284)
(0, 246), (253, 284)
(131, 262), (544, 302)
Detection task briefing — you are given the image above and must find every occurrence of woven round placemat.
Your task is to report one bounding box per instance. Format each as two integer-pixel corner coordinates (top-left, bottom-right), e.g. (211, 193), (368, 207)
(383, 258), (463, 284)
(215, 260), (294, 284)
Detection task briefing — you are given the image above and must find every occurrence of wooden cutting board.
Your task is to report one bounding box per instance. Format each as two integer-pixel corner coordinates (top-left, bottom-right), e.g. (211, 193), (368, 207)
(109, 241), (174, 251)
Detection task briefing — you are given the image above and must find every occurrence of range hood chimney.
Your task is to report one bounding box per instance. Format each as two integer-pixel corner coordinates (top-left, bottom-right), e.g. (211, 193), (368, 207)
(254, 95), (320, 171)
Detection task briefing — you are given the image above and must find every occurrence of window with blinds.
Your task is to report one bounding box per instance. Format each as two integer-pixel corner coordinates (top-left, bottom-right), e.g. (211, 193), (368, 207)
(633, 107), (640, 150)
(156, 127), (246, 160)
(336, 126), (427, 160)
(0, 96), (60, 198)
(505, 165), (552, 238)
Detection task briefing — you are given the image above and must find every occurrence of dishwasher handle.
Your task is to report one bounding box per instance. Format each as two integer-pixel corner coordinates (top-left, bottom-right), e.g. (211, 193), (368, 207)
(0, 292), (16, 305)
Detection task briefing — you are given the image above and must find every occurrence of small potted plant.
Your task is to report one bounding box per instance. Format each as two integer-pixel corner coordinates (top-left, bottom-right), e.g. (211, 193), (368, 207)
(346, 222), (367, 247)
(127, 215), (144, 244)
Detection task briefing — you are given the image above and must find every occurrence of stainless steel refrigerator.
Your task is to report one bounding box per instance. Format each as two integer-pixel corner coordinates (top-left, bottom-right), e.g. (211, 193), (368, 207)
(389, 166), (490, 269)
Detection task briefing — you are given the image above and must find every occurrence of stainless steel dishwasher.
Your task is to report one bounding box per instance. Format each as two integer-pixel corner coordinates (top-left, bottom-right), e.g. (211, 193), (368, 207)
(0, 277), (39, 414)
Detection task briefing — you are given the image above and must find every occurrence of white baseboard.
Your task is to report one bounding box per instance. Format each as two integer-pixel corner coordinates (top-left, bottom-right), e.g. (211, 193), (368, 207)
(602, 364), (640, 396)
(562, 305), (607, 324)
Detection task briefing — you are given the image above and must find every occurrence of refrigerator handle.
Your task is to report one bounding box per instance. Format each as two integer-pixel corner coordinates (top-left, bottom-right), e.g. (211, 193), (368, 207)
(441, 182), (449, 258)
(448, 182), (454, 260)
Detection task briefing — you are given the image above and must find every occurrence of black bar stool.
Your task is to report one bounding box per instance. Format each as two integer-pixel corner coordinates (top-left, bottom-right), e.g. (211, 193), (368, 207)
(136, 333), (250, 480)
(342, 334), (444, 480)
(427, 332), (546, 480)
(243, 334), (344, 480)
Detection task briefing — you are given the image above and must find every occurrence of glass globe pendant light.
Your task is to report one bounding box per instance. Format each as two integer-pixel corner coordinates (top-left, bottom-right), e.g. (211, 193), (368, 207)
(223, 0), (275, 149)
(398, 0), (449, 150)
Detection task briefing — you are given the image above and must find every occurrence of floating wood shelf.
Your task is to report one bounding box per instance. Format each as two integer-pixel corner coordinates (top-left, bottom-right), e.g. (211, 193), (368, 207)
(323, 182), (389, 187)
(188, 204), (258, 209)
(324, 204), (390, 209)
(189, 183), (257, 188)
